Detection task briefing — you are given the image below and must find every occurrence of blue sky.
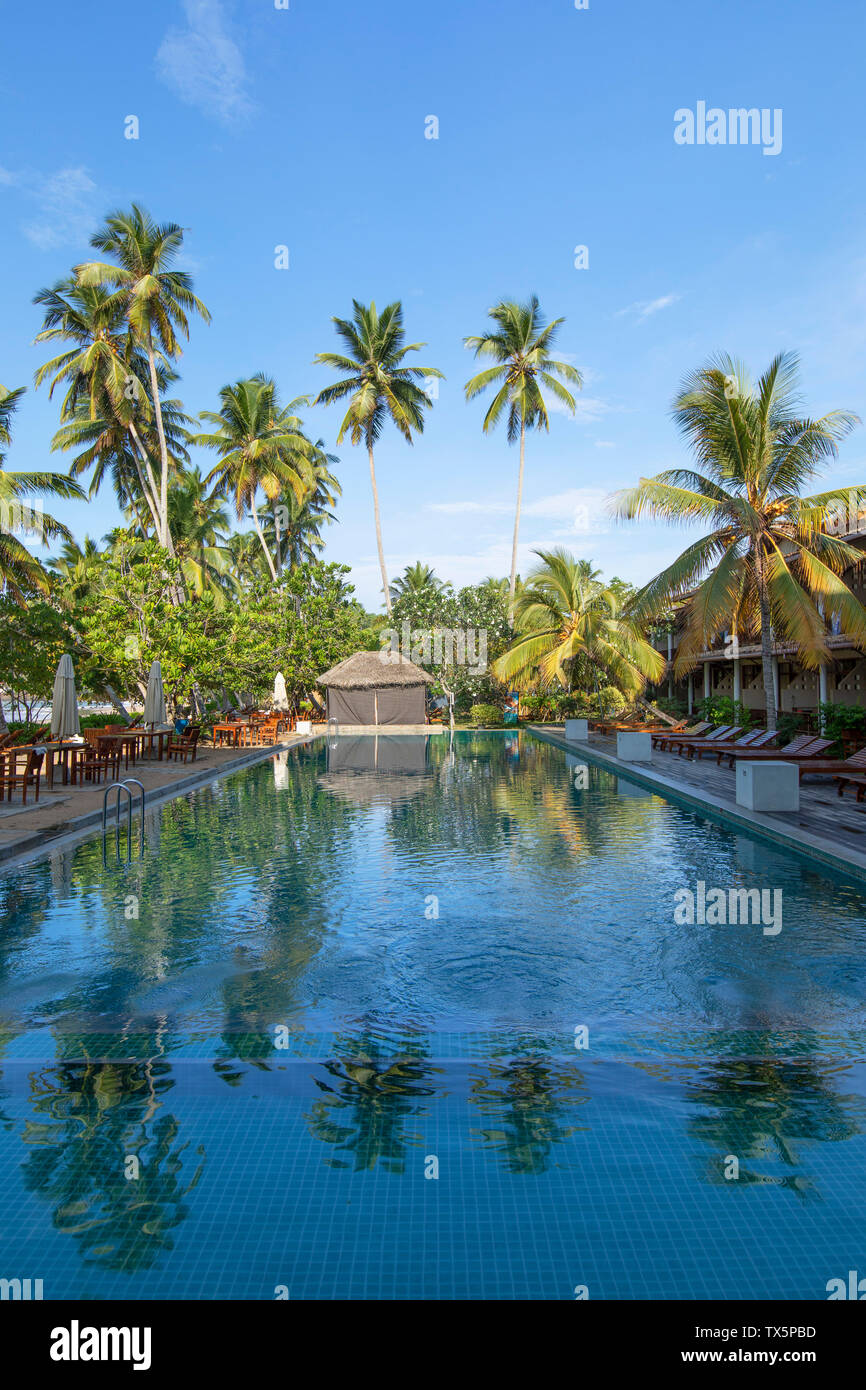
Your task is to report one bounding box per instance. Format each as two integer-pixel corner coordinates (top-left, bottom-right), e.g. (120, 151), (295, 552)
(2, 0), (865, 608)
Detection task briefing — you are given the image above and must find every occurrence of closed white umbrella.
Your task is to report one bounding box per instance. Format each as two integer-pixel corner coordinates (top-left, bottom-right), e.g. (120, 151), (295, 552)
(50, 654), (80, 740)
(143, 660), (166, 727)
(273, 672), (288, 710)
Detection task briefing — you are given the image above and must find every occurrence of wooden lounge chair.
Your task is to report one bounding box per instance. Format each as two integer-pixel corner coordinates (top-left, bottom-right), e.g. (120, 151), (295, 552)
(676, 727), (744, 759)
(652, 720), (710, 749)
(718, 732), (820, 769)
(835, 768), (866, 800)
(656, 722), (722, 756)
(1, 746), (46, 804)
(711, 729), (777, 764)
(687, 728), (766, 762)
(785, 745), (866, 782)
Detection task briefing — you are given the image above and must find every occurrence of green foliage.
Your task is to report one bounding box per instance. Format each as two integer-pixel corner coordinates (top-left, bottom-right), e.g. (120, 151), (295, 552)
(0, 592), (78, 722)
(469, 703), (503, 727)
(819, 702), (866, 741)
(698, 696), (755, 730)
(390, 580), (511, 709)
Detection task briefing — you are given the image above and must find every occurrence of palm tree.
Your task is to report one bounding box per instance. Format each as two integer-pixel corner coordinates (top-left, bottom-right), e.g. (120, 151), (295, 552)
(164, 467), (234, 603)
(313, 300), (443, 616)
(261, 444), (341, 571)
(225, 529), (269, 591)
(464, 297), (582, 621)
(49, 535), (104, 607)
(33, 275), (181, 545)
(75, 205), (211, 549)
(0, 385), (84, 596)
(195, 375), (315, 580)
(389, 562), (450, 603)
(492, 549), (664, 697)
(609, 352), (864, 730)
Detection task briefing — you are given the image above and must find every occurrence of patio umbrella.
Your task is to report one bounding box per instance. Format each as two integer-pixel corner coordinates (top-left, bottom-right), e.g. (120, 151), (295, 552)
(50, 654), (80, 740)
(273, 672), (288, 710)
(143, 660), (166, 727)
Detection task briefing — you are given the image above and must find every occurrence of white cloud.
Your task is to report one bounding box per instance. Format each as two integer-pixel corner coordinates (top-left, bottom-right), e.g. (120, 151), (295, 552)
(156, 0), (254, 126)
(0, 165), (100, 249)
(616, 293), (680, 321)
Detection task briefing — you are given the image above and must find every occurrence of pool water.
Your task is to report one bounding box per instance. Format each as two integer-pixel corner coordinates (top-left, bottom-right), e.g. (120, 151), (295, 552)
(1, 731), (865, 1299)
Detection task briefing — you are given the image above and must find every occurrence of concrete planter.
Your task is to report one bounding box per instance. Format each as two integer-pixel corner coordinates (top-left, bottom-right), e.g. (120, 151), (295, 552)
(564, 718), (589, 742)
(295, 720), (312, 736)
(616, 731), (652, 762)
(736, 760), (799, 812)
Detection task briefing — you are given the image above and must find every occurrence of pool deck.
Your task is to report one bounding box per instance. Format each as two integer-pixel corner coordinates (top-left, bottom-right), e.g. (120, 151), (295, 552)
(0, 733), (319, 869)
(529, 724), (866, 882)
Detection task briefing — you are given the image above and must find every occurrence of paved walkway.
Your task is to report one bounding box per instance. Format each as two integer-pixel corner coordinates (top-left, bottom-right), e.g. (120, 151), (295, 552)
(0, 734), (317, 867)
(529, 725), (866, 882)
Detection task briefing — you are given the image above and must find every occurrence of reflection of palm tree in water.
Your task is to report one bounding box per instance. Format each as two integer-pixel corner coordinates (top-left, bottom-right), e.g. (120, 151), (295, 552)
(19, 1060), (204, 1271)
(468, 1052), (588, 1174)
(686, 1053), (864, 1197)
(307, 1032), (441, 1173)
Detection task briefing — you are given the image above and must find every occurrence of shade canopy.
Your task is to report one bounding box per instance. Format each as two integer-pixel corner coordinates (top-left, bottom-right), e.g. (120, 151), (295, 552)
(318, 650), (431, 727)
(143, 660), (166, 726)
(50, 654), (80, 740)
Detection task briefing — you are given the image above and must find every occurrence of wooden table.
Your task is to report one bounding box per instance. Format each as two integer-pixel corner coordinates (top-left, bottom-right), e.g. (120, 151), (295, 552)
(213, 722), (245, 748)
(41, 739), (89, 789)
(132, 729), (169, 761)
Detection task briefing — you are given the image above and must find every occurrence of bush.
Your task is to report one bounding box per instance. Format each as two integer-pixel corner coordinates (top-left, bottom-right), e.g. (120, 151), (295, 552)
(819, 702), (866, 741)
(698, 696), (755, 731)
(469, 702), (504, 727)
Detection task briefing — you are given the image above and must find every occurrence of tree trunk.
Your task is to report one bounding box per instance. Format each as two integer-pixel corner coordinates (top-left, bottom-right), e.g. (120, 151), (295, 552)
(128, 422), (167, 546)
(756, 548), (777, 731)
(368, 441), (391, 617)
(273, 508), (283, 576)
(251, 499), (278, 581)
(508, 419), (526, 625)
(102, 685), (132, 724)
(145, 331), (171, 550)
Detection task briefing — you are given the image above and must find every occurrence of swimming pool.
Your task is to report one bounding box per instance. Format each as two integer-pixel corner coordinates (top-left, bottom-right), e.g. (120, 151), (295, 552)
(1, 731), (865, 1299)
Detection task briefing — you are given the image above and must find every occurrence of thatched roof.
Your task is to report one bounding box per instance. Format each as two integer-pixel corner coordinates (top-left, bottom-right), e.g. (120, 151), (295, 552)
(318, 650), (433, 688)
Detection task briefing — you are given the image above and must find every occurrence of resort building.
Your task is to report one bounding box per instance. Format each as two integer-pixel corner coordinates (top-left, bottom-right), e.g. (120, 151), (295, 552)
(651, 515), (866, 716)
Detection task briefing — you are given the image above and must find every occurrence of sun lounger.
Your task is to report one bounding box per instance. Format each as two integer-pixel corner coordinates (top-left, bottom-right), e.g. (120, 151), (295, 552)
(785, 745), (866, 781)
(687, 728), (766, 762)
(677, 727), (745, 759)
(660, 725), (732, 755)
(719, 733), (823, 768)
(710, 729), (777, 764)
(652, 720), (711, 750)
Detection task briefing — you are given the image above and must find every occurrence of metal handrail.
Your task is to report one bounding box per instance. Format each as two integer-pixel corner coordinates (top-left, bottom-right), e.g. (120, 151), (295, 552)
(102, 778), (145, 862)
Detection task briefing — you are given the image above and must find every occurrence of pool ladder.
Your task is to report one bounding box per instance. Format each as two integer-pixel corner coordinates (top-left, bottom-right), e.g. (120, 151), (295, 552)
(102, 779), (145, 864)
(327, 716), (339, 749)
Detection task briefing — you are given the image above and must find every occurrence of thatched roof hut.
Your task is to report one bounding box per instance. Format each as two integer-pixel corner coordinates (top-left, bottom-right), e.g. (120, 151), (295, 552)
(318, 651), (432, 725)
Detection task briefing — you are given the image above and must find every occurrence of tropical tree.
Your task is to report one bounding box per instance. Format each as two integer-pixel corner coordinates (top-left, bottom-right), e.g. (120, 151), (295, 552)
(0, 385), (84, 596)
(195, 375), (315, 581)
(261, 444), (341, 571)
(609, 352), (864, 729)
(163, 467), (233, 603)
(33, 277), (171, 542)
(75, 205), (211, 549)
(464, 297), (582, 620)
(492, 549), (664, 699)
(313, 299), (443, 616)
(389, 561), (450, 604)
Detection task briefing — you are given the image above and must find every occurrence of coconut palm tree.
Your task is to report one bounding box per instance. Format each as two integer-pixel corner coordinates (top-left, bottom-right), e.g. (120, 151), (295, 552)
(262, 444), (341, 572)
(48, 535), (104, 609)
(195, 375), (315, 580)
(493, 549), (664, 697)
(164, 467), (234, 603)
(0, 385), (84, 596)
(609, 352), (864, 730)
(313, 300), (443, 616)
(389, 562), (450, 603)
(225, 529), (269, 591)
(33, 275), (180, 544)
(464, 297), (582, 621)
(75, 205), (211, 549)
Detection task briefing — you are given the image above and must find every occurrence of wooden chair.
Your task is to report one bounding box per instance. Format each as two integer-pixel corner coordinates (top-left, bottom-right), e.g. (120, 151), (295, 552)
(653, 721), (714, 751)
(167, 725), (201, 763)
(1, 746), (46, 804)
(80, 735), (122, 785)
(722, 735), (833, 769)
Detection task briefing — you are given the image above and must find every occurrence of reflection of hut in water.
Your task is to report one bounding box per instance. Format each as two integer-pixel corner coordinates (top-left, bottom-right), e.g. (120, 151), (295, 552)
(319, 735), (433, 805)
(318, 651), (432, 726)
